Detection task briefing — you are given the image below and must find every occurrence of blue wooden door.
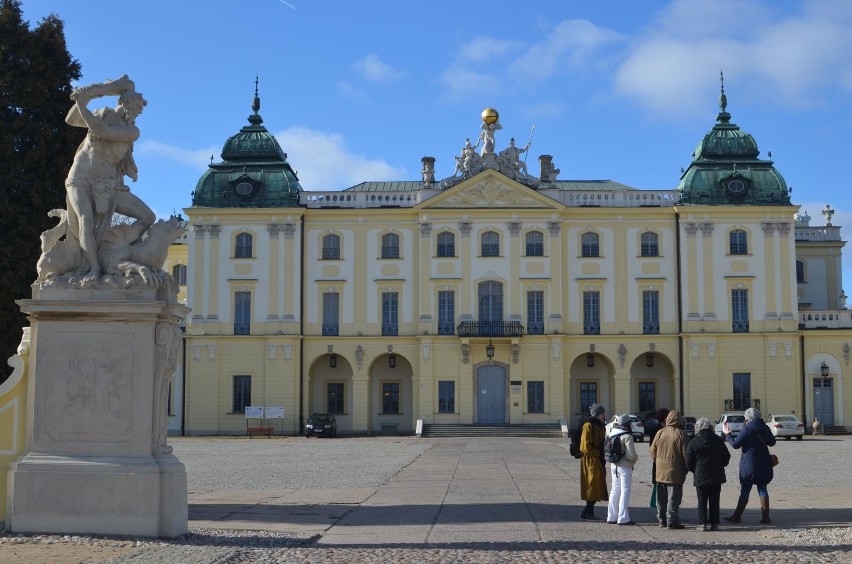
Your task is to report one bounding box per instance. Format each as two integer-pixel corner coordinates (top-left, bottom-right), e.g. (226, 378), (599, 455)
(477, 365), (506, 424)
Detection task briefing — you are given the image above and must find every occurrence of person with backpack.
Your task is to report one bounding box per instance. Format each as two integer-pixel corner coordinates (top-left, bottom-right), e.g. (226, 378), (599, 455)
(605, 414), (639, 525)
(685, 417), (731, 531)
(579, 403), (609, 520)
(650, 410), (689, 529)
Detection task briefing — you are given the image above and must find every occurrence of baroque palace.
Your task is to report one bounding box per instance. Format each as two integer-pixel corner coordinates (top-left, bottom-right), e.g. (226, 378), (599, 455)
(163, 83), (850, 436)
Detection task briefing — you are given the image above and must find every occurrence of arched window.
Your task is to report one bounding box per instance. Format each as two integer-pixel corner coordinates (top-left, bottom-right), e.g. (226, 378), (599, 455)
(172, 264), (187, 286)
(322, 234), (340, 260)
(235, 233), (253, 258)
(581, 232), (599, 257)
(525, 231), (544, 256)
(381, 233), (400, 259)
(481, 231), (500, 257)
(640, 232), (659, 257)
(437, 232), (455, 257)
(729, 229), (748, 255)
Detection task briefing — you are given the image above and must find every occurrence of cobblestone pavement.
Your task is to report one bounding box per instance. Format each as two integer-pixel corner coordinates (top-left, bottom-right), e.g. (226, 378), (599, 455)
(2, 435), (850, 563)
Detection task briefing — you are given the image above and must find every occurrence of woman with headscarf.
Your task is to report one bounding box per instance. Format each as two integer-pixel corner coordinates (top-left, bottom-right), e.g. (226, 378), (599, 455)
(685, 417), (731, 531)
(723, 407), (776, 524)
(579, 403), (608, 520)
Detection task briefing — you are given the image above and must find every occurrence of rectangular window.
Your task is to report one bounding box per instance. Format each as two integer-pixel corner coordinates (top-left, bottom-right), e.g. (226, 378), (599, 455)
(322, 292), (339, 336)
(437, 233), (455, 257)
(732, 373), (751, 410)
(234, 291), (251, 335)
(525, 232), (544, 256)
(232, 375), (251, 413)
(438, 290), (455, 335)
(583, 291), (600, 335)
(643, 290), (660, 334)
(580, 382), (597, 414)
(527, 291), (544, 335)
(327, 382), (344, 414)
(235, 233), (253, 258)
(796, 261), (805, 284)
(527, 381), (545, 413)
(438, 381), (455, 413)
(382, 292), (398, 336)
(732, 289), (749, 333)
(638, 382), (656, 413)
(382, 382), (400, 414)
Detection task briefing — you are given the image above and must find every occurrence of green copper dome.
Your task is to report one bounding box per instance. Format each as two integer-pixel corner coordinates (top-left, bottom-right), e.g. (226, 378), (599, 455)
(192, 81), (302, 208)
(678, 75), (791, 206)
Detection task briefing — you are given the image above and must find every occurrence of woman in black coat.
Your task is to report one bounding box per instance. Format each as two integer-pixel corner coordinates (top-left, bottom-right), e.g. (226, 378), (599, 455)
(723, 407), (776, 524)
(685, 417), (730, 531)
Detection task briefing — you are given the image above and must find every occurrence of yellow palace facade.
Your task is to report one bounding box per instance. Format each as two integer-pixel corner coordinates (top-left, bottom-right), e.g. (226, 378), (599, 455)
(167, 88), (851, 436)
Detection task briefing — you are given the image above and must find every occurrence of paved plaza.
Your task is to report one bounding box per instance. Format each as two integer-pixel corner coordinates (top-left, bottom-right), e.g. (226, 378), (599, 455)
(2, 435), (851, 562)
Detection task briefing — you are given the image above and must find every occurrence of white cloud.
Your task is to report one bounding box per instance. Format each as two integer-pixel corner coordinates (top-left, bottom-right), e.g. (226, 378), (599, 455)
(136, 140), (215, 169)
(353, 54), (404, 83)
(274, 127), (406, 190)
(458, 37), (523, 64)
(438, 67), (503, 103)
(510, 19), (623, 80)
(614, 0), (852, 117)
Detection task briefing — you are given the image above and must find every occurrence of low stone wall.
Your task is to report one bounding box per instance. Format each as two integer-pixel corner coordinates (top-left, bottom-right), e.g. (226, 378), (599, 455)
(0, 329), (30, 526)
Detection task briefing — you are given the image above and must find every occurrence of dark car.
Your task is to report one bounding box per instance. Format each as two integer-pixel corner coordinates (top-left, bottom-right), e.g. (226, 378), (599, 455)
(305, 413), (337, 438)
(684, 416), (696, 437)
(639, 410), (661, 438)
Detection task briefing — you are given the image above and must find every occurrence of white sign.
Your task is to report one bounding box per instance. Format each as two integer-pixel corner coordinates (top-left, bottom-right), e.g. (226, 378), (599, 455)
(266, 406), (284, 419)
(244, 406), (264, 419)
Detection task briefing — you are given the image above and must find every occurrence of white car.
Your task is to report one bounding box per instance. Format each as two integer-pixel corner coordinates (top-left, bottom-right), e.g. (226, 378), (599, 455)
(605, 415), (644, 442)
(628, 415), (644, 442)
(714, 413), (745, 438)
(768, 414), (804, 440)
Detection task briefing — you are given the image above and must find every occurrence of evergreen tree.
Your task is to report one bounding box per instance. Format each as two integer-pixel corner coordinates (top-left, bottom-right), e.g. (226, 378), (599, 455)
(0, 0), (81, 382)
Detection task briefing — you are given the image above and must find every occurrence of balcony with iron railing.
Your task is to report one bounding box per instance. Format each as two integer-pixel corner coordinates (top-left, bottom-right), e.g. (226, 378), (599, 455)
(724, 399), (760, 412)
(382, 323), (399, 336)
(457, 321), (525, 338)
(322, 323), (339, 336)
(732, 320), (750, 333)
(643, 322), (660, 335)
(437, 322), (455, 335)
(526, 322), (545, 335)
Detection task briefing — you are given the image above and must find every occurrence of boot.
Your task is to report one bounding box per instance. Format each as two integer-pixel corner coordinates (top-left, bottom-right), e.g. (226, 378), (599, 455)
(759, 496), (771, 524)
(724, 496), (749, 523)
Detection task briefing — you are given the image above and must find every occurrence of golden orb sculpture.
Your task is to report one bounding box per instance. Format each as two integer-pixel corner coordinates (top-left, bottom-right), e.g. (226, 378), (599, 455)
(481, 107), (499, 124)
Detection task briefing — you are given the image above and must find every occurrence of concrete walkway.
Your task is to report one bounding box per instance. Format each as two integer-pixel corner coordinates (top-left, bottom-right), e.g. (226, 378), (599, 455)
(187, 437), (852, 547)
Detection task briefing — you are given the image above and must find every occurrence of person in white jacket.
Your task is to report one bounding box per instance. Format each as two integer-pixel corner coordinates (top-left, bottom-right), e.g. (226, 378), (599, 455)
(606, 413), (639, 525)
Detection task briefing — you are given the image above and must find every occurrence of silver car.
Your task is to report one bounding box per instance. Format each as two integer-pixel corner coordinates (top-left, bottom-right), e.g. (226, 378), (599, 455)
(767, 414), (804, 441)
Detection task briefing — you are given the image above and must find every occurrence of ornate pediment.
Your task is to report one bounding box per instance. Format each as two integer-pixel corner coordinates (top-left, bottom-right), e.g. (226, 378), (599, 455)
(419, 172), (560, 210)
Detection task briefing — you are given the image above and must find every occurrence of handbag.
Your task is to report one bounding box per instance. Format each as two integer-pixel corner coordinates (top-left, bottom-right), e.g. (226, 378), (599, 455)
(650, 482), (657, 508)
(758, 433), (779, 467)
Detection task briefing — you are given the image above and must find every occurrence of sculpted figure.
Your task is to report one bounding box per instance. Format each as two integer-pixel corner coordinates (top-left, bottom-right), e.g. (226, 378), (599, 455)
(500, 137), (531, 176)
(478, 120), (502, 155)
(63, 75), (155, 279)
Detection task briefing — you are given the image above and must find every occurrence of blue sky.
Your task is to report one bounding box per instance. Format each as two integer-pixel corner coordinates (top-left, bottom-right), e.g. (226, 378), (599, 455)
(21, 0), (852, 289)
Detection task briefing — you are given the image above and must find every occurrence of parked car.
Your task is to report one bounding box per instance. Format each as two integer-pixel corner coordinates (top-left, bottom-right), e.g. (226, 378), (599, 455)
(305, 413), (337, 438)
(768, 414), (805, 440)
(628, 414), (644, 442)
(714, 413), (745, 438)
(684, 416), (696, 437)
(639, 410), (661, 438)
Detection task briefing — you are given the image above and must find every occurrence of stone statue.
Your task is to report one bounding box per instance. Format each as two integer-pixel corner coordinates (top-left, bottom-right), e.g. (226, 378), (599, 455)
(499, 137), (530, 176)
(478, 119), (502, 155)
(35, 76), (172, 288)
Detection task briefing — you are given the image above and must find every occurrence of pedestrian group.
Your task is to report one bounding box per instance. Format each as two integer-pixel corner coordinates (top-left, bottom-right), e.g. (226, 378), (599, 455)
(578, 404), (777, 529)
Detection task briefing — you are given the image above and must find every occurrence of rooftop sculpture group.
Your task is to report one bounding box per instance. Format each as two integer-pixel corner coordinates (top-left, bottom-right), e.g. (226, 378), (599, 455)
(440, 108), (549, 189)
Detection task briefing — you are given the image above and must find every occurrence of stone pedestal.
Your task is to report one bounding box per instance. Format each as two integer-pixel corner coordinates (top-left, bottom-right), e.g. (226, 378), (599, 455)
(6, 291), (189, 537)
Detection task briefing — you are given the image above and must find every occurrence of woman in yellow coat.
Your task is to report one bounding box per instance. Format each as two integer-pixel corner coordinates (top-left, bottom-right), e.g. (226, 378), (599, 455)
(580, 403), (609, 519)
